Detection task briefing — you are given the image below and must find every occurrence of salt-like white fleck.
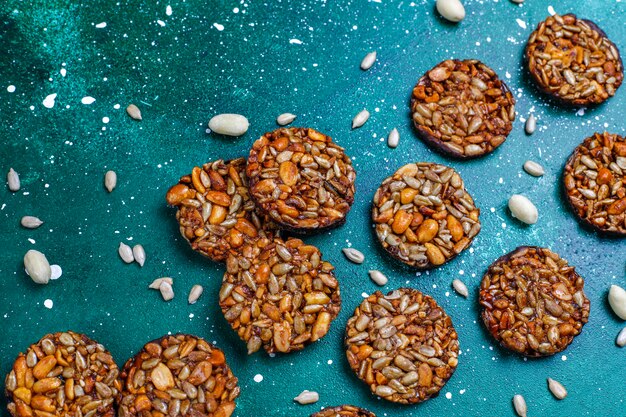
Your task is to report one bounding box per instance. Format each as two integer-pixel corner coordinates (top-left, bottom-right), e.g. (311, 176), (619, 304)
(516, 19), (527, 29)
(213, 23), (224, 31)
(43, 93), (57, 108)
(114, 104), (120, 109)
(361, 292), (368, 298)
(7, 85), (15, 93)
(60, 68), (66, 77)
(253, 374), (263, 383)
(445, 392), (452, 400)
(576, 108), (585, 117)
(548, 5), (556, 15)
(102, 117), (110, 124)
(460, 389), (466, 394)
(233, 7), (239, 13)
(166, 5), (172, 16)
(289, 38), (303, 45)
(95, 22), (107, 28)
(44, 299), (53, 309)
(157, 20), (165, 27)
(561, 355), (567, 361)
(50, 265), (62, 280)
(327, 360), (333, 365)
(81, 96), (96, 105)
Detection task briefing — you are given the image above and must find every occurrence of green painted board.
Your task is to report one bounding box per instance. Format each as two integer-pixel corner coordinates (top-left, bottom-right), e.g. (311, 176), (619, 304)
(1, 0), (626, 416)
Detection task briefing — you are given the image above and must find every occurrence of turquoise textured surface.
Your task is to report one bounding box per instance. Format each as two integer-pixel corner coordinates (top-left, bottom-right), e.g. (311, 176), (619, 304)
(1, 0), (626, 416)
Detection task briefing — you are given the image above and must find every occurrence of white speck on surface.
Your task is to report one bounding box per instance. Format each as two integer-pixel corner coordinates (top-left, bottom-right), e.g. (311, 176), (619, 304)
(189, 313), (194, 318)
(81, 96), (96, 105)
(50, 265), (62, 280)
(361, 292), (368, 298)
(233, 7), (239, 13)
(95, 22), (107, 28)
(576, 108), (586, 117)
(7, 85), (15, 92)
(253, 374), (263, 383)
(289, 38), (303, 45)
(562, 355), (567, 361)
(60, 68), (66, 77)
(157, 20), (165, 27)
(102, 117), (110, 124)
(44, 299), (53, 309)
(213, 23), (224, 31)
(548, 5), (556, 15)
(28, 238), (36, 244)
(327, 360), (333, 365)
(446, 392), (452, 400)
(460, 389), (466, 394)
(43, 93), (57, 108)
(166, 5), (172, 15)
(516, 19), (527, 29)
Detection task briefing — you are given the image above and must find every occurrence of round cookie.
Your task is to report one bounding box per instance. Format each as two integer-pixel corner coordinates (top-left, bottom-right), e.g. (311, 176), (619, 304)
(372, 163), (480, 269)
(564, 132), (626, 235)
(166, 158), (274, 262)
(117, 334), (239, 417)
(311, 405), (376, 417)
(410, 59), (515, 158)
(246, 127), (356, 232)
(526, 13), (623, 105)
(345, 288), (459, 404)
(220, 236), (341, 354)
(479, 246), (590, 357)
(4, 331), (121, 417)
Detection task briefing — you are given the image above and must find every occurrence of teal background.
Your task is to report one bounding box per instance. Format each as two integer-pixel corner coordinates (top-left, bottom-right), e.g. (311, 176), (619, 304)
(1, 0), (626, 416)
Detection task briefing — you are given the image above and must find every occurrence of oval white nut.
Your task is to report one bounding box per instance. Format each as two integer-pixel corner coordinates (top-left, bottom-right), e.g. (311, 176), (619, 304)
(208, 113), (249, 136)
(21, 216), (44, 229)
(126, 104), (142, 121)
(510, 0), (524, 3)
(608, 284), (626, 320)
(276, 113), (296, 126)
(512, 394), (527, 417)
(547, 378), (567, 400)
(388, 128), (399, 148)
(352, 109), (370, 129)
(133, 244), (146, 267)
(7, 168), (20, 192)
(360, 51), (377, 70)
(525, 114), (536, 135)
(159, 281), (174, 301)
(104, 170), (117, 192)
(523, 160), (544, 177)
(369, 270), (388, 286)
(508, 194), (538, 225)
(118, 242), (134, 264)
(342, 248), (364, 264)
(452, 279), (469, 298)
(149, 277), (173, 290)
(24, 250), (51, 285)
(188, 284), (204, 304)
(293, 390), (319, 405)
(436, 0), (465, 23)
(616, 327), (626, 347)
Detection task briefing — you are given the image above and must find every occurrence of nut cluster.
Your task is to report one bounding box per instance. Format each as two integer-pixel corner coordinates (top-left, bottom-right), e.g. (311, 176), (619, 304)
(410, 59), (515, 158)
(247, 127), (356, 232)
(4, 331), (121, 417)
(526, 13), (623, 105)
(372, 163), (480, 269)
(117, 334), (239, 417)
(310, 405), (376, 417)
(564, 132), (626, 235)
(345, 288), (459, 404)
(479, 246), (590, 357)
(219, 237), (341, 354)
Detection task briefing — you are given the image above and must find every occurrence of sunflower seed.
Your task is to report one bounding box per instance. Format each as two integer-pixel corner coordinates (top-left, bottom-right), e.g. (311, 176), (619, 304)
(436, 0), (465, 22)
(7, 168), (20, 191)
(118, 242), (134, 263)
(208, 113), (249, 136)
(608, 284), (626, 320)
(547, 378), (567, 400)
(132, 244), (146, 267)
(388, 128), (399, 148)
(149, 277), (173, 290)
(159, 281), (174, 301)
(508, 194), (538, 224)
(104, 170), (117, 192)
(21, 216), (44, 229)
(360, 51), (377, 70)
(525, 114), (536, 135)
(188, 284), (204, 304)
(523, 160), (545, 177)
(342, 248), (365, 264)
(616, 327), (626, 347)
(352, 109), (370, 129)
(126, 104), (142, 120)
(369, 270), (388, 286)
(513, 394), (527, 417)
(276, 113), (296, 126)
(452, 279), (469, 298)
(24, 249), (51, 284)
(293, 390), (319, 405)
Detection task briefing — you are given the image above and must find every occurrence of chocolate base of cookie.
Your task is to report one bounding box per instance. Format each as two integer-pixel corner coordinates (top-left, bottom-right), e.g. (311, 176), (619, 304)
(266, 211), (350, 235)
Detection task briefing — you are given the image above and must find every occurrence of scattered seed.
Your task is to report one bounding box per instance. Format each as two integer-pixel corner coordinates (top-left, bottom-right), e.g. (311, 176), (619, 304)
(24, 249), (51, 285)
(387, 128), (399, 148)
(133, 244), (146, 267)
(276, 113), (296, 126)
(159, 281), (174, 301)
(523, 160), (545, 177)
(20, 216), (44, 229)
(368, 270), (388, 286)
(508, 194), (538, 224)
(188, 284), (204, 304)
(547, 378), (568, 400)
(616, 327), (626, 347)
(360, 51), (377, 70)
(126, 104), (142, 120)
(352, 109), (370, 129)
(208, 113), (249, 136)
(452, 279), (469, 298)
(118, 242), (134, 263)
(608, 284), (626, 320)
(342, 248), (365, 264)
(293, 390), (319, 405)
(436, 0), (465, 22)
(149, 277), (173, 290)
(104, 170), (117, 192)
(7, 168), (20, 191)
(513, 394), (527, 417)
(525, 114), (536, 135)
